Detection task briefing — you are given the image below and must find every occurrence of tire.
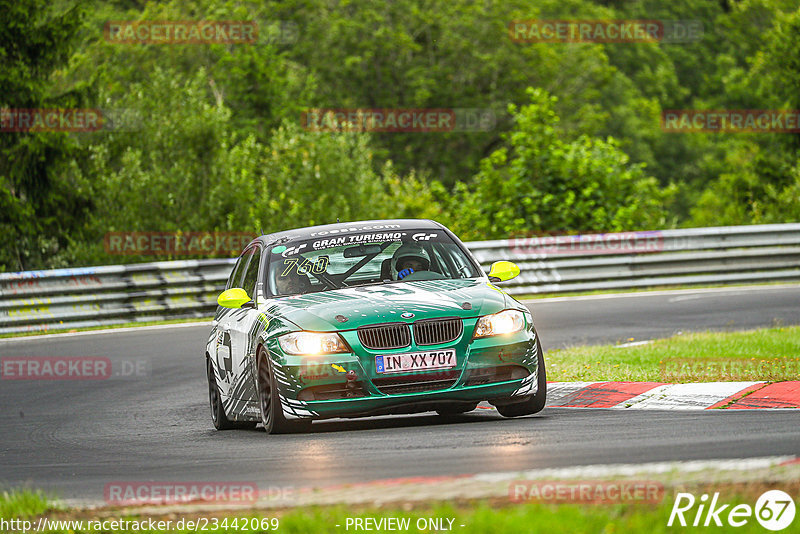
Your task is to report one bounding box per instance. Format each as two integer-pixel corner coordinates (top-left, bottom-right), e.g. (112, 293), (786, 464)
(207, 356), (256, 430)
(435, 402), (479, 415)
(256, 346), (312, 435)
(495, 338), (547, 418)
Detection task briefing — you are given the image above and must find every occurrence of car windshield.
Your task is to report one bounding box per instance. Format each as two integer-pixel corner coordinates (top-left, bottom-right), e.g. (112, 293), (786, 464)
(266, 229), (482, 297)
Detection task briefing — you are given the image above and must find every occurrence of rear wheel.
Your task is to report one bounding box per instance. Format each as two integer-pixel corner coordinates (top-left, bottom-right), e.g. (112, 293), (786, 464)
(256, 346), (312, 434)
(495, 338), (547, 418)
(207, 357), (256, 430)
(435, 402), (479, 416)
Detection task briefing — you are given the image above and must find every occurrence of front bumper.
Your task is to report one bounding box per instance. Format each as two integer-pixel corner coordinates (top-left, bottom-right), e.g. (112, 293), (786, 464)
(267, 322), (540, 420)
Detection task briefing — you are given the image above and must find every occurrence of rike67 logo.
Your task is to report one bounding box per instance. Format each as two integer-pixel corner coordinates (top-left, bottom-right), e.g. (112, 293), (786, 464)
(668, 490), (795, 530)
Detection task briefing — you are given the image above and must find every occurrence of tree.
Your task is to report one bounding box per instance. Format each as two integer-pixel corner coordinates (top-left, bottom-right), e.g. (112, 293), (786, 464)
(0, 0), (90, 271)
(690, 6), (800, 226)
(452, 88), (674, 240)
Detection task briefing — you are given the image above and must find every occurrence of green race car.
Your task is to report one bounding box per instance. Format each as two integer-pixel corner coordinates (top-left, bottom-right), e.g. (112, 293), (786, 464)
(205, 219), (546, 434)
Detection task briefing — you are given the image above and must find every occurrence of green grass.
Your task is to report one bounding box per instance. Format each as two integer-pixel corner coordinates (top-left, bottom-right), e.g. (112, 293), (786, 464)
(0, 490), (52, 519)
(0, 317), (211, 339)
(546, 326), (800, 382)
(0, 489), (785, 533)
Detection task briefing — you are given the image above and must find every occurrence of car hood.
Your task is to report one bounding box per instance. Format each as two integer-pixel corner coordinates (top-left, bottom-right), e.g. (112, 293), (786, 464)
(267, 279), (511, 331)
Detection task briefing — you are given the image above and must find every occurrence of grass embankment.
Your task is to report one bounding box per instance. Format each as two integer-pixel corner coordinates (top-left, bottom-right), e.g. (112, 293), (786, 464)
(546, 326), (800, 382)
(1, 486), (791, 534)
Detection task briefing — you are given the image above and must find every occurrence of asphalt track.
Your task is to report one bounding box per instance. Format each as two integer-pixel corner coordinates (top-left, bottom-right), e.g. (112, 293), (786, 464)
(1, 285), (799, 504)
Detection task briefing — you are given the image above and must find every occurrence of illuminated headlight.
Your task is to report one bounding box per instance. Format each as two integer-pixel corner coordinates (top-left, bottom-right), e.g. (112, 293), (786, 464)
(278, 332), (349, 355)
(473, 309), (526, 338)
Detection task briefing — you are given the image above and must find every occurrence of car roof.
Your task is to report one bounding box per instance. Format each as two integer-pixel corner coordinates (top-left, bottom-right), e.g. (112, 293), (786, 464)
(250, 219), (445, 247)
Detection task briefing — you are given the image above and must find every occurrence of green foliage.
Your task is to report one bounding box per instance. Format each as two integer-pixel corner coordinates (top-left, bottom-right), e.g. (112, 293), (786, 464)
(0, 0), (91, 271)
(547, 326), (800, 383)
(0, 488), (788, 534)
(61, 67), (260, 264)
(690, 5), (800, 226)
(0, 489), (52, 518)
(451, 89), (673, 240)
(219, 121), (385, 232)
(2, 0), (800, 271)
(69, 68), (442, 264)
(283, 0), (673, 186)
(210, 123), (451, 237)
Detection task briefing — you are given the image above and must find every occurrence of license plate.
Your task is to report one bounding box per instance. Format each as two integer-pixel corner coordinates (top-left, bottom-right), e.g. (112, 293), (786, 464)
(375, 349), (457, 374)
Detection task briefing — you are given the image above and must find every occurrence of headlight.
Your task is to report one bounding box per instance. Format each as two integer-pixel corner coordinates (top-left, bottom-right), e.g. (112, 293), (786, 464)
(278, 332), (349, 355)
(473, 309), (526, 338)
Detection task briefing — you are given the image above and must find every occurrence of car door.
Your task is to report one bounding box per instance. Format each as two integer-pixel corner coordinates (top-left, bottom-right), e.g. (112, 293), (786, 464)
(213, 252), (248, 376)
(214, 245), (260, 399)
(222, 245), (263, 401)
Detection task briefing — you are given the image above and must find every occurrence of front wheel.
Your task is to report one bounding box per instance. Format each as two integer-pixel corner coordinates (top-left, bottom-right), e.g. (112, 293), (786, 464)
(495, 338), (547, 418)
(256, 347), (312, 435)
(207, 357), (256, 430)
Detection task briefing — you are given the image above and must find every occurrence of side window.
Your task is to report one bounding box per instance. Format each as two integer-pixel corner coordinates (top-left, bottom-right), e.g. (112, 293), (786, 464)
(442, 243), (480, 278)
(226, 255), (248, 289)
(427, 245), (449, 275)
(241, 247), (262, 301)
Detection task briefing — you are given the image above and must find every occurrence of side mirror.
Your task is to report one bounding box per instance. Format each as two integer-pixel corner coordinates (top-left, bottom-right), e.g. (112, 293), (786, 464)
(487, 261), (520, 282)
(217, 288), (253, 309)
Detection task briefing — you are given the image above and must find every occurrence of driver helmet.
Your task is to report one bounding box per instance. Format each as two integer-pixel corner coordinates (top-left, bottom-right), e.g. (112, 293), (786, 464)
(391, 243), (431, 279)
(274, 268), (310, 296)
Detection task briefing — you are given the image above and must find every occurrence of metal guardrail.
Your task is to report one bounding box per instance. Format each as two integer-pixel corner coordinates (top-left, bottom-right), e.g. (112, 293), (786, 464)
(1, 224), (799, 334)
(0, 260), (235, 335)
(466, 223), (800, 294)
